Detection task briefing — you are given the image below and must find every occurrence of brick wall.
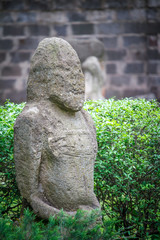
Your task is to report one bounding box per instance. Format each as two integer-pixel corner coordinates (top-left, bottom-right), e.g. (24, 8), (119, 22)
(0, 0), (160, 103)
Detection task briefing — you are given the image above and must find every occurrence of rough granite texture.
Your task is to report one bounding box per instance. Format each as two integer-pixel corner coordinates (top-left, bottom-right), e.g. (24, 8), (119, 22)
(14, 37), (100, 219)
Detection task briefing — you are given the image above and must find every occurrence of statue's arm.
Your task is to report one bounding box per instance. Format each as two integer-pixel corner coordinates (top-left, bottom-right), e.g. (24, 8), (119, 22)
(14, 112), (42, 203)
(81, 109), (98, 154)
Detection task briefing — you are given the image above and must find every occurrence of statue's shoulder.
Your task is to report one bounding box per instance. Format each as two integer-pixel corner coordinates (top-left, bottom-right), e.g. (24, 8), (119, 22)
(14, 103), (41, 128)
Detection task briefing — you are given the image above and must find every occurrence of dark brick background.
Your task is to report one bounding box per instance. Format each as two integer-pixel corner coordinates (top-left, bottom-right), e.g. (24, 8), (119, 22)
(0, 0), (160, 103)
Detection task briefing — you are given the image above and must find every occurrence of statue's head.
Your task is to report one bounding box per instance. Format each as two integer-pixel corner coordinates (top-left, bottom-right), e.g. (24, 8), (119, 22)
(27, 38), (85, 112)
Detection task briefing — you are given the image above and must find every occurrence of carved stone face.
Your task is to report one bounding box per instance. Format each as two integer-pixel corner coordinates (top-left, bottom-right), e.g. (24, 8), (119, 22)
(27, 38), (85, 111)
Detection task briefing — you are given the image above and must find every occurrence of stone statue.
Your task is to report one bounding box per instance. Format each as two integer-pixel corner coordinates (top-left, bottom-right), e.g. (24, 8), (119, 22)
(82, 56), (105, 100)
(14, 38), (100, 219)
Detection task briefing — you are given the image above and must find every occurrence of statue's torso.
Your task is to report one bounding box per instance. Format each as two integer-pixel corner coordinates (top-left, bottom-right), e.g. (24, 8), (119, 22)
(37, 103), (97, 210)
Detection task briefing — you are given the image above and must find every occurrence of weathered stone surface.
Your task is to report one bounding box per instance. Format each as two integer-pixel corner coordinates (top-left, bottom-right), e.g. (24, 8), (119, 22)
(82, 56), (105, 100)
(14, 37), (100, 219)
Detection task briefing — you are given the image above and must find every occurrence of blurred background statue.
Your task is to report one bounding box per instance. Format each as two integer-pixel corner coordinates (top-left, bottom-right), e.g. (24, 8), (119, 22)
(82, 56), (105, 100)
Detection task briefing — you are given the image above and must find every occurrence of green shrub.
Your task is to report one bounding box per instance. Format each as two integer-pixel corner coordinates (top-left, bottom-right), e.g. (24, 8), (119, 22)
(0, 100), (25, 219)
(1, 99), (160, 239)
(0, 208), (103, 240)
(84, 98), (160, 238)
(1, 208), (133, 240)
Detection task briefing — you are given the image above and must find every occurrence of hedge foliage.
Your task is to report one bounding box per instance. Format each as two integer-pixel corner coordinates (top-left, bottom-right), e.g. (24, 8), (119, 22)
(0, 208), (135, 240)
(0, 209), (104, 240)
(0, 98), (160, 239)
(0, 101), (25, 219)
(84, 98), (160, 238)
